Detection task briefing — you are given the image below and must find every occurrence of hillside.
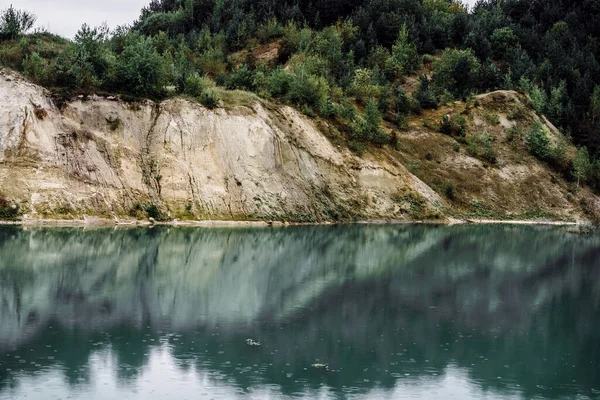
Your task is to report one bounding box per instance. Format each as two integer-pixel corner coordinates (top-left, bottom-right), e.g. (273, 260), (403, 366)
(0, 68), (598, 223)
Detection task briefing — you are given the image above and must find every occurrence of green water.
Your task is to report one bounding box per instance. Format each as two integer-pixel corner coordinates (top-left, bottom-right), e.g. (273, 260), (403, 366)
(0, 225), (599, 399)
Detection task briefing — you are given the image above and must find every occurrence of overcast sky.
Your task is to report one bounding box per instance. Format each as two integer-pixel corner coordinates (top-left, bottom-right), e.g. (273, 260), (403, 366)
(2, 0), (479, 39)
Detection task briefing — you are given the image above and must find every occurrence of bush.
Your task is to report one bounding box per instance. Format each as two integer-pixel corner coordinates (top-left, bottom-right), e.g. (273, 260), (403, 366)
(413, 74), (438, 110)
(226, 64), (256, 91)
(506, 126), (523, 142)
(350, 98), (389, 145)
(444, 181), (456, 200)
(286, 70), (329, 110)
(467, 132), (497, 164)
(507, 102), (527, 121)
(199, 88), (220, 109)
(0, 194), (19, 220)
(184, 73), (215, 98)
(482, 112), (500, 125)
(349, 68), (380, 102)
(573, 147), (592, 187)
(22, 52), (49, 84)
(525, 122), (552, 161)
(439, 114), (467, 137)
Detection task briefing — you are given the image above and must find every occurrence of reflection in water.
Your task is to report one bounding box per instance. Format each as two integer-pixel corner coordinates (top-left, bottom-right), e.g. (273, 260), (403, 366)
(0, 225), (599, 399)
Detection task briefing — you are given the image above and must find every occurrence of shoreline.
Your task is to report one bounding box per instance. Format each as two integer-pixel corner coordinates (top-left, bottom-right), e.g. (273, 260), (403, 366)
(0, 216), (588, 228)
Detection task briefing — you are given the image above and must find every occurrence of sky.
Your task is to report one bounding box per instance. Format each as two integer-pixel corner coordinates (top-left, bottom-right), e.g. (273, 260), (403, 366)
(2, 0), (479, 39)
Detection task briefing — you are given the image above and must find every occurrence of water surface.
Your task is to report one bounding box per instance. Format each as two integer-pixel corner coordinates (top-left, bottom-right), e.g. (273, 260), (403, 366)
(0, 225), (599, 399)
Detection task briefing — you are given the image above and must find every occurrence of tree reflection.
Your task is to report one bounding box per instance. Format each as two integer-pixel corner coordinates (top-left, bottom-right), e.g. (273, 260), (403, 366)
(0, 225), (598, 398)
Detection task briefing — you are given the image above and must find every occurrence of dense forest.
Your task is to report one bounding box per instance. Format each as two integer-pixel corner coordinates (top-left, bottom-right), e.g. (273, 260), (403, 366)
(2, 0), (600, 190)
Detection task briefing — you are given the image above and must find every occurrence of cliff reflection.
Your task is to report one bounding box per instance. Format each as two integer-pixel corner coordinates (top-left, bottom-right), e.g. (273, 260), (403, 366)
(0, 225), (599, 399)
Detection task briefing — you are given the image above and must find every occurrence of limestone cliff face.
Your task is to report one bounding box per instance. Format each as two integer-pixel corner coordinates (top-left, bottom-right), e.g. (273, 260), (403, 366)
(0, 69), (442, 221)
(0, 68), (598, 222)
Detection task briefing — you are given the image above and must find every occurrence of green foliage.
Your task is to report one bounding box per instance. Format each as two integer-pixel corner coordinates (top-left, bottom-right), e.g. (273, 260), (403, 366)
(519, 78), (547, 115)
(491, 27), (518, 59)
(6, 0), (600, 163)
(506, 126), (523, 143)
(22, 52), (48, 83)
(431, 48), (480, 99)
(184, 73), (214, 97)
(413, 74), (438, 110)
(114, 33), (167, 97)
(439, 114), (467, 138)
(507, 102), (527, 121)
(349, 68), (380, 102)
(388, 24), (420, 78)
(573, 147), (592, 187)
(482, 112), (500, 125)
(467, 132), (497, 164)
(284, 64), (330, 110)
(0, 5), (36, 40)
(443, 181), (456, 200)
(199, 88), (220, 109)
(226, 64), (256, 91)
(350, 98), (389, 145)
(525, 122), (552, 161)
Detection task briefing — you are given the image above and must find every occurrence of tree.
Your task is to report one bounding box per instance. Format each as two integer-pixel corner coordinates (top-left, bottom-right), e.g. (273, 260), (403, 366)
(0, 5), (36, 40)
(491, 27), (518, 59)
(431, 48), (481, 99)
(573, 147), (592, 188)
(115, 33), (168, 97)
(388, 25), (420, 78)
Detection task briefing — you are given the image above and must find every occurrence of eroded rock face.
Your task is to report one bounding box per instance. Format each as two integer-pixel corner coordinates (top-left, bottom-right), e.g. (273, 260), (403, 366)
(0, 69), (441, 221)
(0, 69), (598, 222)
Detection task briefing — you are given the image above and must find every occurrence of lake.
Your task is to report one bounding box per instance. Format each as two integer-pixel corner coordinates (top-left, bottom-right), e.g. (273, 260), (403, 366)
(0, 224), (599, 399)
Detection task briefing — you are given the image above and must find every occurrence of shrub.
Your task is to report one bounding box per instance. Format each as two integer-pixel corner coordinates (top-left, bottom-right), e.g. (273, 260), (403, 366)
(519, 78), (547, 114)
(506, 126), (523, 142)
(467, 132), (497, 164)
(22, 52), (49, 84)
(184, 73), (215, 97)
(394, 86), (411, 116)
(350, 98), (389, 145)
(413, 74), (438, 110)
(482, 112), (500, 125)
(286, 71), (329, 110)
(573, 147), (592, 187)
(507, 102), (527, 121)
(439, 114), (467, 137)
(226, 64), (256, 91)
(257, 17), (283, 43)
(349, 141), (366, 156)
(0, 194), (19, 220)
(199, 88), (220, 109)
(106, 116), (122, 131)
(444, 181), (456, 200)
(525, 122), (552, 161)
(349, 68), (380, 102)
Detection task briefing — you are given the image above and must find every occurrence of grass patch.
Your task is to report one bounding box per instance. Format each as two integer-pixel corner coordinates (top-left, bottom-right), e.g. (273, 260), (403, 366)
(467, 131), (497, 164)
(482, 112), (500, 125)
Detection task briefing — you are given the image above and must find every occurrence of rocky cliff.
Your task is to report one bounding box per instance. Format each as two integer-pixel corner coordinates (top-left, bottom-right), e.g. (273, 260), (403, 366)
(0, 68), (598, 222)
